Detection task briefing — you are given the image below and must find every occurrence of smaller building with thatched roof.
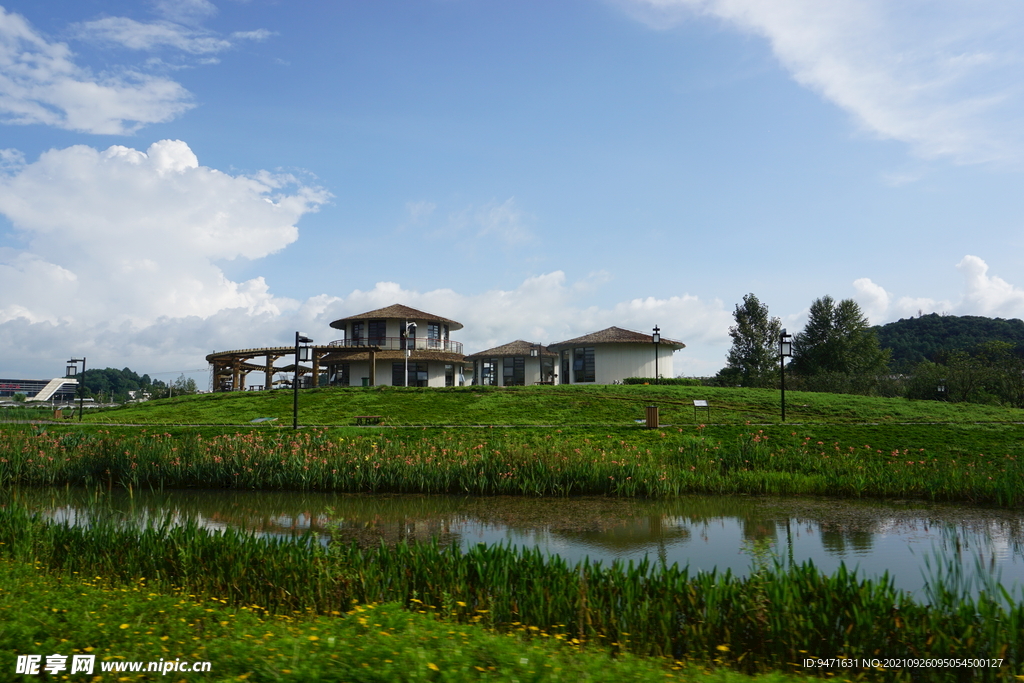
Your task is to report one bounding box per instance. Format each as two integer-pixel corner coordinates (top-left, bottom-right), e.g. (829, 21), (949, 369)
(464, 340), (558, 386)
(546, 326), (685, 384)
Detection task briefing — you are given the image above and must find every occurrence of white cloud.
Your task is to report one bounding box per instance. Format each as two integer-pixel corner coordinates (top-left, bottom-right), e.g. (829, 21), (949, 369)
(154, 0), (218, 26)
(0, 6), (195, 134)
(852, 277), (890, 324)
(0, 140), (329, 330)
(74, 17), (272, 55)
(852, 255), (1024, 323)
(616, 0), (1024, 165)
(76, 17), (233, 54)
(308, 275), (731, 376)
(437, 197), (534, 245)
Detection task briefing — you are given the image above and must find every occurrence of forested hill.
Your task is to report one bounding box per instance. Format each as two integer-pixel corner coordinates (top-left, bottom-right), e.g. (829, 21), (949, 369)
(874, 313), (1024, 367)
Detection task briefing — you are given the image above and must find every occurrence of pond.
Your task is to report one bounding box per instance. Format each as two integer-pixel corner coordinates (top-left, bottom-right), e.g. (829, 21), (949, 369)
(8, 487), (1024, 599)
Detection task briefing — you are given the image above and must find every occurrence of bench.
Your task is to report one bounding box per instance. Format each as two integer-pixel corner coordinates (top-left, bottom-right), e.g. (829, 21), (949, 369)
(353, 415), (384, 426)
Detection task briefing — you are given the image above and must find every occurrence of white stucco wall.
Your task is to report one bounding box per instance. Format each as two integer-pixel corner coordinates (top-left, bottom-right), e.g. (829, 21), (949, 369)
(556, 344), (677, 384)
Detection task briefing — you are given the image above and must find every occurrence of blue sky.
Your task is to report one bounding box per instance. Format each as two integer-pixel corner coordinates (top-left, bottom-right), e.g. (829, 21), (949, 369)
(3, 0), (1024, 383)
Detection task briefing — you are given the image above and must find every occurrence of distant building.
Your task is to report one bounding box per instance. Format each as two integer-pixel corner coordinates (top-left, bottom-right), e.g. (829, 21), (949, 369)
(546, 327), (685, 385)
(1, 378), (78, 402)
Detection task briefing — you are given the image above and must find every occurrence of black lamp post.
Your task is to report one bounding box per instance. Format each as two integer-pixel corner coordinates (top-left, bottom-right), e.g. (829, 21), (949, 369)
(652, 326), (661, 385)
(293, 332), (313, 429)
(779, 329), (792, 422)
(404, 321), (416, 387)
(66, 357), (86, 421)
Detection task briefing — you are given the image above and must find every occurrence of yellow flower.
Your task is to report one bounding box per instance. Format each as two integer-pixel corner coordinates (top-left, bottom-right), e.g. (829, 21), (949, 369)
(427, 663), (439, 671)
(119, 624), (129, 630)
(716, 644), (729, 652)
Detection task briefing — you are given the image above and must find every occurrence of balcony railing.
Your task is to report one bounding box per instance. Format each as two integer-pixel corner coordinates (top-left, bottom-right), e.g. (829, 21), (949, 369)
(327, 337), (463, 355)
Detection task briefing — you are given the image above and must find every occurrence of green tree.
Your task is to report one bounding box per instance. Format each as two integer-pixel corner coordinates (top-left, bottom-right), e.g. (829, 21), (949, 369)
(791, 296), (889, 383)
(721, 293), (781, 388)
(172, 374), (199, 395)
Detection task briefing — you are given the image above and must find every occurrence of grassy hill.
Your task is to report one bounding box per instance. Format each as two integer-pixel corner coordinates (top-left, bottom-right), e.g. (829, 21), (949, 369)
(63, 383), (1024, 426)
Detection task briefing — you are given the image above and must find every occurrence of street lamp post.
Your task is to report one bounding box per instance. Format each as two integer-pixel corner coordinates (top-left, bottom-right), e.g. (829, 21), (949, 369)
(530, 345), (540, 385)
(652, 326), (661, 385)
(293, 332), (313, 429)
(779, 329), (792, 422)
(404, 321), (416, 387)
(66, 357), (86, 421)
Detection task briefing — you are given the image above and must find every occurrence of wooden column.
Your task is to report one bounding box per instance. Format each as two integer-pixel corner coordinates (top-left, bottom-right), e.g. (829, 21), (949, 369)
(369, 350), (376, 386)
(311, 350), (322, 388)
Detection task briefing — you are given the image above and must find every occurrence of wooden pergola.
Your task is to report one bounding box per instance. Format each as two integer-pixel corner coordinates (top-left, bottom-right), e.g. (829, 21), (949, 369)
(206, 345), (381, 392)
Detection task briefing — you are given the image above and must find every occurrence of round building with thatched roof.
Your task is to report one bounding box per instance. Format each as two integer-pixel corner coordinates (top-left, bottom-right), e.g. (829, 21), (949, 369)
(322, 304), (467, 387)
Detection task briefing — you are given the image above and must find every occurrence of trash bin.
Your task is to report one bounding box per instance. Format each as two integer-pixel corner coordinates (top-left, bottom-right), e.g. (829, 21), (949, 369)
(645, 405), (659, 429)
(361, 377), (369, 387)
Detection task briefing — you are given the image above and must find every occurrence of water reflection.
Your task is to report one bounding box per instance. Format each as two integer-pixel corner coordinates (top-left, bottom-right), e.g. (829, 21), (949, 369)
(6, 487), (1024, 598)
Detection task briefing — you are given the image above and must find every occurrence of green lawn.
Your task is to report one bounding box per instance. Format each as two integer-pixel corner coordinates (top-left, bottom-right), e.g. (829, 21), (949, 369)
(42, 384), (1024, 427)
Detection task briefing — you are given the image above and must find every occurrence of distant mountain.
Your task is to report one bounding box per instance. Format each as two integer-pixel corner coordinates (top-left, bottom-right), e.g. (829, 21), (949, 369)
(874, 314), (1024, 368)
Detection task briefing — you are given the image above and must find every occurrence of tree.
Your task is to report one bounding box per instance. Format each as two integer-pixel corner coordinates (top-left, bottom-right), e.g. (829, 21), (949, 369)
(172, 374), (199, 395)
(721, 293), (781, 387)
(791, 296), (889, 379)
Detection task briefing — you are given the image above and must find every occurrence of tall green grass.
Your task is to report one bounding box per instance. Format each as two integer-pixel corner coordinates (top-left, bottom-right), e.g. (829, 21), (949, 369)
(3, 425), (1023, 505)
(1, 504), (1019, 681)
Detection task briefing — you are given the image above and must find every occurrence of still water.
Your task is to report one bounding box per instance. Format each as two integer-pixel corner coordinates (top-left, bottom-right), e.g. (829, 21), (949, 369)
(9, 487), (1024, 598)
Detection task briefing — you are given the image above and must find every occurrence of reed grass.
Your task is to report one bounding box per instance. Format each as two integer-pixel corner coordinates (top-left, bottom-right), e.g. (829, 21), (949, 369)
(2, 424), (1023, 506)
(0, 504), (1019, 681)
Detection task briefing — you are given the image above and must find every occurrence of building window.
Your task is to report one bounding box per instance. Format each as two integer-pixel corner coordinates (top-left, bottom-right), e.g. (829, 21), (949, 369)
(330, 363), (350, 387)
(351, 322), (364, 345)
(503, 357), (525, 386)
(542, 356), (555, 383)
(481, 358), (498, 386)
(445, 364), (455, 387)
(393, 362), (428, 387)
(573, 347), (595, 383)
(427, 322), (441, 349)
(368, 320), (387, 345)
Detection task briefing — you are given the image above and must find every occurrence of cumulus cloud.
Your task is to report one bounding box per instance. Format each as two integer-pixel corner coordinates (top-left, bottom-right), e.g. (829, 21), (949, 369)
(0, 6), (195, 134)
(309, 275), (732, 377)
(851, 255), (1024, 323)
(616, 0), (1024, 165)
(0, 139), (329, 331)
(0, 262), (733, 382)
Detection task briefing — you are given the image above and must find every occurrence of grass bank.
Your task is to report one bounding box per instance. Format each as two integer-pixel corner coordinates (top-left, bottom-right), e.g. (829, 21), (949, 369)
(0, 505), (1018, 682)
(53, 384), (1024, 427)
(1, 559), (814, 683)
(3, 423), (1023, 505)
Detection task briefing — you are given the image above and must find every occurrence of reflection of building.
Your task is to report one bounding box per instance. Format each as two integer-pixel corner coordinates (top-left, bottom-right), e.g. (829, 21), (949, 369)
(547, 327), (685, 385)
(464, 341), (557, 386)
